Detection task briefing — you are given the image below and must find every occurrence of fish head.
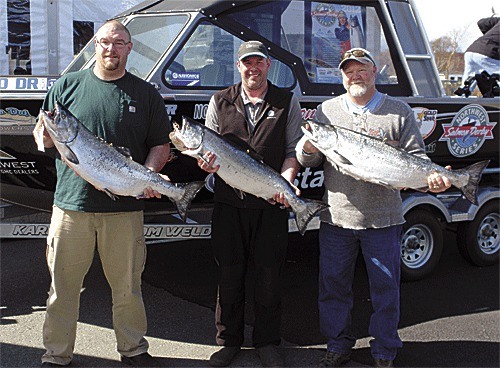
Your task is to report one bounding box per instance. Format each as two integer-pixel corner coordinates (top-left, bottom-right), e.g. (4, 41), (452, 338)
(171, 116), (204, 152)
(301, 120), (338, 150)
(40, 102), (79, 144)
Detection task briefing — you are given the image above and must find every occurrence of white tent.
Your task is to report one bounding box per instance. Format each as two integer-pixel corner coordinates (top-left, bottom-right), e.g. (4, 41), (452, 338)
(0, 0), (142, 75)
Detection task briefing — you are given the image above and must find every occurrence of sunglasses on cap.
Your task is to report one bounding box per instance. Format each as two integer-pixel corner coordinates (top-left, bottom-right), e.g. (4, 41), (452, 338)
(340, 49), (375, 63)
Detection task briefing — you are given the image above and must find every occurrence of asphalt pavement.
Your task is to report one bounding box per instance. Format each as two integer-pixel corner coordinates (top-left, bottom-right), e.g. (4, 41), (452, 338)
(1, 230), (499, 367)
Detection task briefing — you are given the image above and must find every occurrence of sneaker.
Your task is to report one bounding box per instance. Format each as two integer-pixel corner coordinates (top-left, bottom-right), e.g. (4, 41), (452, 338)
(120, 352), (160, 367)
(41, 363), (70, 367)
(374, 358), (394, 367)
(256, 345), (284, 367)
(209, 346), (241, 367)
(318, 351), (351, 367)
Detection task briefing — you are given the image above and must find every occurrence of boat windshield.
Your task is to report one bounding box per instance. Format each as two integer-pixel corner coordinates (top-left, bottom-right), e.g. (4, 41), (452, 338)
(64, 14), (189, 79)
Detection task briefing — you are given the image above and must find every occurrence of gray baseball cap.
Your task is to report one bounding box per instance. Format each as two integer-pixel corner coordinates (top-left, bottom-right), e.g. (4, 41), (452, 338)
(338, 48), (376, 69)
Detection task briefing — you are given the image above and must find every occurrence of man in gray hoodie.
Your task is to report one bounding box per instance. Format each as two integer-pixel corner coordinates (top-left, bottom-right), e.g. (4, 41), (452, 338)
(296, 48), (451, 368)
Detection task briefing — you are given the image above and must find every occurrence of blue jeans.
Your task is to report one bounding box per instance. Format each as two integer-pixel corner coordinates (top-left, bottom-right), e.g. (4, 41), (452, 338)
(318, 222), (403, 361)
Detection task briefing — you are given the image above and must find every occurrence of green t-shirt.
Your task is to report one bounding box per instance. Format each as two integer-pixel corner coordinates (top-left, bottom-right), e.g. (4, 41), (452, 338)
(43, 68), (171, 212)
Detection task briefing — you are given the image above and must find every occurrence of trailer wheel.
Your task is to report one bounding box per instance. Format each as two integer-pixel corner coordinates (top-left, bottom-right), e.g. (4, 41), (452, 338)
(457, 201), (499, 266)
(401, 209), (443, 281)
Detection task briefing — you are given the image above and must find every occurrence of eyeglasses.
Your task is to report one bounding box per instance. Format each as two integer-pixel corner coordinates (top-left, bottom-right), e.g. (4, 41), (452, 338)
(96, 39), (131, 50)
(341, 49), (374, 62)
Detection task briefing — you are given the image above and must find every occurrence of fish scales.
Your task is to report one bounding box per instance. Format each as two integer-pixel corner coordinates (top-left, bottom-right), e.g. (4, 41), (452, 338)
(332, 126), (451, 188)
(201, 130), (290, 199)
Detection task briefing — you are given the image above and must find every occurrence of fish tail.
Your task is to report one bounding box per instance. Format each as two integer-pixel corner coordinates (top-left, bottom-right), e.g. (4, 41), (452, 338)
(457, 160), (490, 205)
(293, 199), (329, 235)
(172, 181), (205, 221)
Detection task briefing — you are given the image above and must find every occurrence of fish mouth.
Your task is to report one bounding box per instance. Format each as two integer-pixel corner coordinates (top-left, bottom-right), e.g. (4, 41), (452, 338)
(171, 120), (201, 151)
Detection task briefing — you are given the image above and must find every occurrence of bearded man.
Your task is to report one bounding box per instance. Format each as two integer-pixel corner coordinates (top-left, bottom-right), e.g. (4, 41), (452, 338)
(296, 48), (451, 368)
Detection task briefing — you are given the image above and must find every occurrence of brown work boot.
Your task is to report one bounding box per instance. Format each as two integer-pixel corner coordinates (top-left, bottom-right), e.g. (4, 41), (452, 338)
(209, 346), (241, 367)
(256, 345), (284, 367)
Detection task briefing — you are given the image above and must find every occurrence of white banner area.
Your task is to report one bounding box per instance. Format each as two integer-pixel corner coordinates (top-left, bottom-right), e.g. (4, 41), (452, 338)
(3, 0), (143, 75)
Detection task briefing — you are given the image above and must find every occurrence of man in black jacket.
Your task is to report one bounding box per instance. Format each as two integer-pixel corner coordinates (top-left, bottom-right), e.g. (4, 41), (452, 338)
(197, 40), (302, 367)
(462, 16), (499, 92)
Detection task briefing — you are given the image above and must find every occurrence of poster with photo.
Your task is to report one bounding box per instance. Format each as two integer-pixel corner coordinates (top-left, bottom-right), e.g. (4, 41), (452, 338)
(311, 3), (365, 83)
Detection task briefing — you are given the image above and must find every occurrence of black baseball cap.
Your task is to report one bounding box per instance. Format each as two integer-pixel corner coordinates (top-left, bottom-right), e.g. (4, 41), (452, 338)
(238, 41), (269, 61)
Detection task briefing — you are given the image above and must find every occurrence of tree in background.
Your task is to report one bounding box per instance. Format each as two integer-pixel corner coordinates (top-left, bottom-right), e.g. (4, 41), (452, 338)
(430, 26), (469, 95)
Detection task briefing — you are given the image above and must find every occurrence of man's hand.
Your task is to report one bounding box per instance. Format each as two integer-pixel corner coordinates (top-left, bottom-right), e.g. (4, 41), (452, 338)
(136, 174), (171, 199)
(427, 166), (452, 193)
(197, 151), (220, 173)
(270, 181), (301, 208)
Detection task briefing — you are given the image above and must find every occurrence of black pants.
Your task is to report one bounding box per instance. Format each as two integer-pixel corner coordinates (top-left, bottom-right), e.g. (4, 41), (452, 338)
(211, 202), (288, 348)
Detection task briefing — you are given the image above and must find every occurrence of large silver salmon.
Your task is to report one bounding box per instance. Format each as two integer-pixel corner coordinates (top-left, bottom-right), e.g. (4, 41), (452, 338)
(37, 102), (204, 221)
(170, 116), (329, 235)
(302, 120), (490, 205)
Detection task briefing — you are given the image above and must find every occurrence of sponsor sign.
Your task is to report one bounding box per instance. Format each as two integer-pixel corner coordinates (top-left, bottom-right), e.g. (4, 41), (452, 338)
(0, 218), (317, 239)
(310, 3), (364, 82)
(413, 107), (437, 139)
(171, 72), (200, 86)
(0, 76), (58, 91)
(439, 104), (496, 158)
(0, 223), (211, 241)
(0, 107), (37, 135)
(316, 67), (341, 83)
(0, 159), (39, 175)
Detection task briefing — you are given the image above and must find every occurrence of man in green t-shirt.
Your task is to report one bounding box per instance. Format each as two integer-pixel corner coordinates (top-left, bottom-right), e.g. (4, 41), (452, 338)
(39, 20), (170, 367)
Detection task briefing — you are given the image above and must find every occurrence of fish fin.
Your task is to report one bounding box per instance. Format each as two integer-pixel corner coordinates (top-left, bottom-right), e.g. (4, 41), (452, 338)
(332, 151), (353, 166)
(293, 198), (330, 235)
(179, 150), (203, 160)
(374, 180), (397, 190)
(233, 188), (245, 200)
(171, 181), (205, 221)
(103, 189), (119, 201)
(195, 153), (208, 163)
(414, 186), (430, 192)
(456, 160), (490, 205)
(114, 146), (133, 159)
(62, 145), (79, 164)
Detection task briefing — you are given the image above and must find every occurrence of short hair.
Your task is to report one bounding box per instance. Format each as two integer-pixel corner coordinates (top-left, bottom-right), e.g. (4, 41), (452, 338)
(98, 20), (131, 42)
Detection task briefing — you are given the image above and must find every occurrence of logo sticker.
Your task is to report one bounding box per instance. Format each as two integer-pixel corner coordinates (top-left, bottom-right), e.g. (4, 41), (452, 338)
(0, 107), (37, 135)
(312, 4), (337, 27)
(439, 104), (496, 158)
(170, 72), (200, 87)
(413, 107), (437, 140)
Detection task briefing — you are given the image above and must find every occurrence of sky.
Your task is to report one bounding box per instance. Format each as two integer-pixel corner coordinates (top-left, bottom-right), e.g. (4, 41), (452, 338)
(413, 0), (497, 52)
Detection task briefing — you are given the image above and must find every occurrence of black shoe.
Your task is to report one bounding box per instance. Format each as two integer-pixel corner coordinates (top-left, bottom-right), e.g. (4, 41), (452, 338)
(41, 363), (70, 367)
(120, 352), (160, 367)
(209, 346), (241, 367)
(318, 351), (351, 367)
(256, 345), (284, 367)
(374, 358), (394, 367)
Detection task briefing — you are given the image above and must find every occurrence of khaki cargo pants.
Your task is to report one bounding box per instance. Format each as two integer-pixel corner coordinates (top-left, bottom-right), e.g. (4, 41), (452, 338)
(41, 206), (149, 365)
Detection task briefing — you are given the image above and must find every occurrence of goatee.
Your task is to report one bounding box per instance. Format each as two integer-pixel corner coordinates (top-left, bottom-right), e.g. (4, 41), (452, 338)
(349, 84), (368, 97)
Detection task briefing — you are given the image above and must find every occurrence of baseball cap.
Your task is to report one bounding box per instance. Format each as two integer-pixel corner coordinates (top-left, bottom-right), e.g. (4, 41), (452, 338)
(238, 41), (269, 61)
(338, 48), (376, 69)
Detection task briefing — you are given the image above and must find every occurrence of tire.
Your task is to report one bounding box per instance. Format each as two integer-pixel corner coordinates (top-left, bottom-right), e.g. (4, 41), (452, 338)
(401, 209), (444, 281)
(457, 201), (499, 266)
